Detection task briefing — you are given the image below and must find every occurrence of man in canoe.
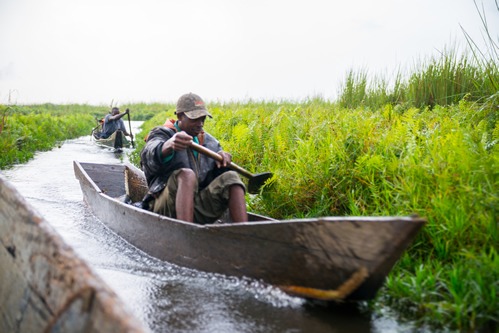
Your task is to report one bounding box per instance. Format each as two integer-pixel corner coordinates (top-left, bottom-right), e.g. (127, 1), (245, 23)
(100, 107), (134, 139)
(140, 93), (248, 224)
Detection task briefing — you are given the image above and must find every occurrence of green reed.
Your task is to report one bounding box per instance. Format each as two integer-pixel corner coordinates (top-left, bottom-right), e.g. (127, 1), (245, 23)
(194, 97), (497, 331)
(0, 104), (97, 169)
(3, 97), (494, 330)
(2, 8), (496, 327)
(339, 49), (498, 110)
(339, 2), (498, 112)
(0, 102), (165, 170)
(1, 95), (495, 331)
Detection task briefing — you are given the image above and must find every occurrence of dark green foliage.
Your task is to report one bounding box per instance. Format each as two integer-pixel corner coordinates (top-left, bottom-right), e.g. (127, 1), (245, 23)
(0, 10), (497, 327)
(199, 98), (496, 331)
(0, 104), (95, 169)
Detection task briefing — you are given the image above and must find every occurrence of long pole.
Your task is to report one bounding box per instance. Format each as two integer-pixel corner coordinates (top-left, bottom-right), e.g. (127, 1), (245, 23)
(126, 108), (135, 148)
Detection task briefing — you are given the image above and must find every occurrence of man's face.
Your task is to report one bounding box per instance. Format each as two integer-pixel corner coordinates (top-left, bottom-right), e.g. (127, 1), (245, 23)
(111, 108), (119, 115)
(178, 114), (206, 137)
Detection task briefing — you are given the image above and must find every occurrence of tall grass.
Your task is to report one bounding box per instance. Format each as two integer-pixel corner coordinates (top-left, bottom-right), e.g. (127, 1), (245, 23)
(339, 2), (498, 111)
(3, 95), (496, 330)
(131, 96), (496, 330)
(326, 17), (497, 330)
(201, 98), (497, 330)
(0, 102), (163, 169)
(338, 49), (498, 110)
(120, 102), (172, 121)
(0, 104), (97, 169)
(131, 93), (497, 330)
(1, 4), (496, 329)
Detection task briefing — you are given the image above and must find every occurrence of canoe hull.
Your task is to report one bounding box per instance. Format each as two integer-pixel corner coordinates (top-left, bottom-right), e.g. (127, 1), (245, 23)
(0, 174), (147, 333)
(92, 129), (130, 149)
(74, 161), (425, 301)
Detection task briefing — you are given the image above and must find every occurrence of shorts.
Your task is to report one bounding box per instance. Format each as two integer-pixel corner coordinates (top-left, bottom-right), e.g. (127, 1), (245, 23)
(152, 170), (245, 224)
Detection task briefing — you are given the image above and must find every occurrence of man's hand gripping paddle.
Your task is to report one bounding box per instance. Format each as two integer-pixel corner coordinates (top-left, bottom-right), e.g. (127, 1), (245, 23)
(190, 142), (272, 194)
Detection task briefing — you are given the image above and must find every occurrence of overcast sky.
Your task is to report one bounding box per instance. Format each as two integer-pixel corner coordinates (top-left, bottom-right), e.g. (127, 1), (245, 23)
(0, 0), (497, 105)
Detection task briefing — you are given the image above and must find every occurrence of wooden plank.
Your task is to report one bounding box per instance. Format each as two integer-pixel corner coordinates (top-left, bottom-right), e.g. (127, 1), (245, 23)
(81, 163), (126, 198)
(0, 173), (148, 333)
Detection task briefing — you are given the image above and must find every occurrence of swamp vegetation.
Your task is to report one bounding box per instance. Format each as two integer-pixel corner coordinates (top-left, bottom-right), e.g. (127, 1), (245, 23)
(126, 95), (497, 332)
(1, 6), (497, 331)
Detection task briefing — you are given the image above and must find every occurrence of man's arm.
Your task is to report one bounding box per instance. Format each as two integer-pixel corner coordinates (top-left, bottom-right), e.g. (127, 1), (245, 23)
(108, 109), (129, 121)
(160, 132), (193, 159)
(141, 127), (177, 170)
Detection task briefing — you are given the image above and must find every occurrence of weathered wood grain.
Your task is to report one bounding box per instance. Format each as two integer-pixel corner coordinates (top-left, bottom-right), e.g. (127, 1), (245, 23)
(0, 174), (148, 333)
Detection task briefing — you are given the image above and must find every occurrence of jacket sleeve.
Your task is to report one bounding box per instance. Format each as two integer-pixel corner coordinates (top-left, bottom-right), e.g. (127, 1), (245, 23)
(140, 127), (174, 182)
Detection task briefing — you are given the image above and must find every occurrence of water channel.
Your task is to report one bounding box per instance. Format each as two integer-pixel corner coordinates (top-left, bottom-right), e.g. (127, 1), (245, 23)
(2, 122), (420, 333)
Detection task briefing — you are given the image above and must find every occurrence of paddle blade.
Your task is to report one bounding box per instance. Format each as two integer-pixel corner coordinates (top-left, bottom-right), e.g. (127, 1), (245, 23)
(247, 172), (273, 194)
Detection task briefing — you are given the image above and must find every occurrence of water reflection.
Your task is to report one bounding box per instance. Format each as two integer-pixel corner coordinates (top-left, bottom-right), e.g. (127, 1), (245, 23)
(1, 122), (419, 333)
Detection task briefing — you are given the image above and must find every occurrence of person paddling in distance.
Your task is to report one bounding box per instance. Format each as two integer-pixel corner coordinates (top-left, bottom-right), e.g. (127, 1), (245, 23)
(100, 107), (134, 140)
(140, 93), (248, 224)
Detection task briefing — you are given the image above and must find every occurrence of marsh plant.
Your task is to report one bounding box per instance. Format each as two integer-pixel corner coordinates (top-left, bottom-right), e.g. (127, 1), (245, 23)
(213, 98), (497, 330)
(2, 94), (496, 331)
(1, 4), (497, 330)
(0, 104), (97, 169)
(126, 95), (497, 330)
(339, 1), (498, 114)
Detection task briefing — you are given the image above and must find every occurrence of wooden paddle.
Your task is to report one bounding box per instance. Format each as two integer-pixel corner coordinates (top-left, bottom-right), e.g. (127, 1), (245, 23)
(125, 108), (135, 148)
(90, 117), (103, 137)
(190, 141), (272, 194)
(90, 124), (100, 135)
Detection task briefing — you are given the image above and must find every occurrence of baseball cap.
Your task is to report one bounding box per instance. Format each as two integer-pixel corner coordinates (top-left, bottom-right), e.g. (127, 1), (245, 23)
(175, 93), (212, 119)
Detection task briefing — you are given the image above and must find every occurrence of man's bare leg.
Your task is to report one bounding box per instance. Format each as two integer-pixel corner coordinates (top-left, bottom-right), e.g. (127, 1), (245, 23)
(175, 168), (197, 222)
(229, 185), (248, 223)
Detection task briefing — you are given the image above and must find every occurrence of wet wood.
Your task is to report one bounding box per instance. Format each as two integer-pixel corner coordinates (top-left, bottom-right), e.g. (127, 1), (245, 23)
(92, 129), (130, 150)
(0, 174), (148, 333)
(74, 160), (426, 302)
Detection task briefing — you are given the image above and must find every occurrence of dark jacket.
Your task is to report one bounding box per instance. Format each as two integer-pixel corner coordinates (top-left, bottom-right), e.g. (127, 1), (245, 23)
(140, 126), (228, 195)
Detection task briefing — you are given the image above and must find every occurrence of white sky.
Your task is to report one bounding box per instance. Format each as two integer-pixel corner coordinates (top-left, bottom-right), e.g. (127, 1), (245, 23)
(0, 0), (497, 105)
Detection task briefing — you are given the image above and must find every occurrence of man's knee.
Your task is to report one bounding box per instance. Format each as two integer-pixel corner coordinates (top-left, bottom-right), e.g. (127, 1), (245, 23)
(176, 168), (195, 179)
(230, 183), (245, 193)
(175, 168), (197, 188)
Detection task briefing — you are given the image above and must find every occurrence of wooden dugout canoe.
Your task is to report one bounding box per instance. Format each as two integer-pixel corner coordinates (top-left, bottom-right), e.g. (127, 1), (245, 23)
(73, 160), (425, 302)
(0, 174), (147, 333)
(91, 129), (130, 150)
